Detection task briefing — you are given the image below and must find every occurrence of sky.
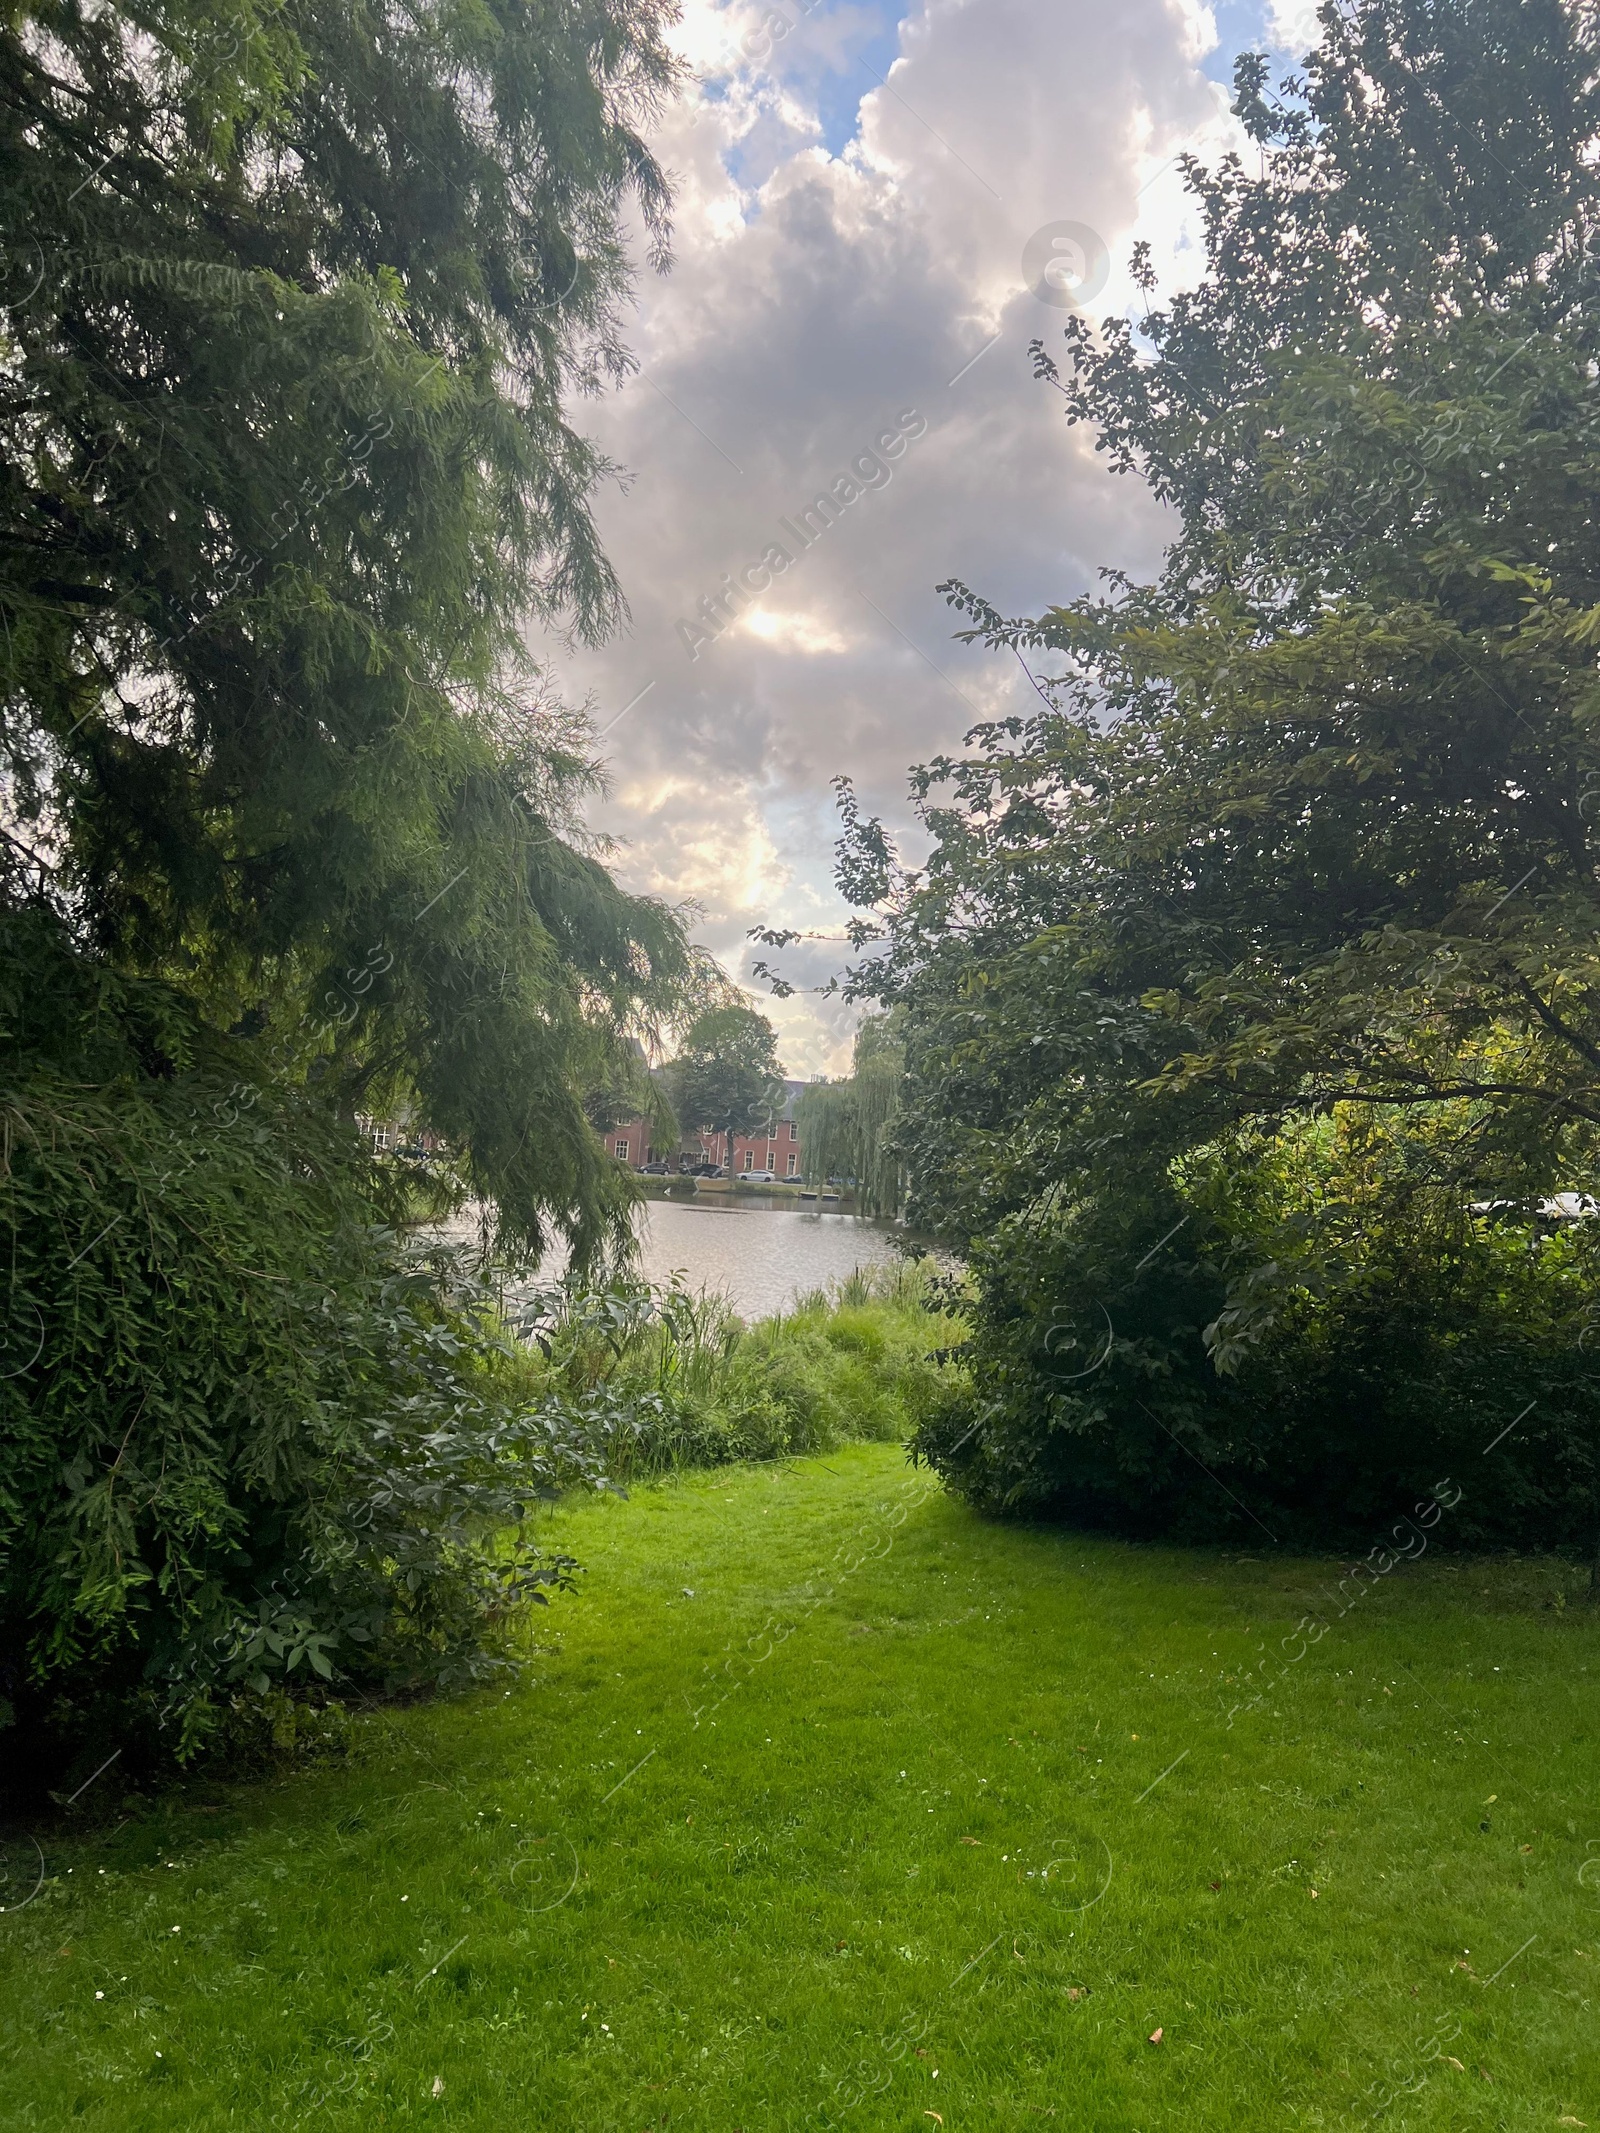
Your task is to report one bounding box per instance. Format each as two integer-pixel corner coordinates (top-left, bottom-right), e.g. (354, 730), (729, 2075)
(546, 0), (1324, 1077)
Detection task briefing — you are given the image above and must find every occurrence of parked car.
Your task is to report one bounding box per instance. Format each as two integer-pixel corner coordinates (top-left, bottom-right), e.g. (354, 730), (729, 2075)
(1471, 1193), (1599, 1226)
(638, 1160), (671, 1175)
(687, 1161), (724, 1178)
(742, 1169), (779, 1184)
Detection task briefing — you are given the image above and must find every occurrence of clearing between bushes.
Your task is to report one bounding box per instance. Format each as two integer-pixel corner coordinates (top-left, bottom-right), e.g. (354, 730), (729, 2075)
(3, 1442), (1597, 2129)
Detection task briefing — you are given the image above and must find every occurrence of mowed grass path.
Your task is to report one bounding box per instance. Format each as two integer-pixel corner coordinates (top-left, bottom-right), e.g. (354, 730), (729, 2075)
(4, 1442), (1600, 2129)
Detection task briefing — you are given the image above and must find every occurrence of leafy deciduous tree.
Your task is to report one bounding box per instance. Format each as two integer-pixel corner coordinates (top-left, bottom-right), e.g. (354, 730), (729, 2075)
(667, 1005), (786, 1173)
(833, 0), (1600, 1545)
(796, 1013), (904, 1214)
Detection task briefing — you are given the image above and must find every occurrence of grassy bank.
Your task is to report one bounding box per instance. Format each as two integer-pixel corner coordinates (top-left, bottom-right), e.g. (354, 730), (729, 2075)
(3, 1441), (1598, 2128)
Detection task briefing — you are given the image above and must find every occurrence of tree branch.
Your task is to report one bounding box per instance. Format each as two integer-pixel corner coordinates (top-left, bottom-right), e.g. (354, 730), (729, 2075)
(1503, 963), (1600, 1078)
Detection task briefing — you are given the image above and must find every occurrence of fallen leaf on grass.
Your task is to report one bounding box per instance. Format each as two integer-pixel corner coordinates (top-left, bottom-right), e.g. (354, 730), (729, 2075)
(1148, 2028), (1164, 2045)
(960, 1836), (981, 1846)
(1446, 2057), (1465, 2071)
(431, 2077), (444, 2099)
(1557, 2116), (1586, 2125)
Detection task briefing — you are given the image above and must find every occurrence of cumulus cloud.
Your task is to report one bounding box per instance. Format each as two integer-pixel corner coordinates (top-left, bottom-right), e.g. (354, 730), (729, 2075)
(546, 0), (1246, 1074)
(1264, 0), (1325, 57)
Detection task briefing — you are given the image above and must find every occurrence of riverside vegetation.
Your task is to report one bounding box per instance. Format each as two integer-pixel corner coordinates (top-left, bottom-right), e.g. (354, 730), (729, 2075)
(0, 1249), (959, 1800)
(504, 1260), (959, 1481)
(8, 1), (1600, 2121)
(11, 0), (1600, 1788)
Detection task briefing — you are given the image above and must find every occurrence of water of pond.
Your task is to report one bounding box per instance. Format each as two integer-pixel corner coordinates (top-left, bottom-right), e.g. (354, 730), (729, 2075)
(625, 1196), (908, 1320)
(441, 1193), (923, 1320)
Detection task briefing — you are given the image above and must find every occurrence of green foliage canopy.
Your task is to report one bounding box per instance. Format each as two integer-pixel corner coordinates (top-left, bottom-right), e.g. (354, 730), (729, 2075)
(795, 1013), (904, 1214)
(0, 0), (713, 1773)
(1, 0), (695, 1263)
(840, 0), (1600, 1545)
(665, 1004), (786, 1162)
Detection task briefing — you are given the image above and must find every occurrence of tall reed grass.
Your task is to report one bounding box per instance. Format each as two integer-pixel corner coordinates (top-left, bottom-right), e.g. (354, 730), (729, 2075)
(498, 1258), (963, 1477)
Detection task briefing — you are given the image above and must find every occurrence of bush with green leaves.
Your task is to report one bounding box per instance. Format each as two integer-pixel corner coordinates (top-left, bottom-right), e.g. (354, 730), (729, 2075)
(914, 1103), (1600, 1554)
(0, 916), (623, 1790)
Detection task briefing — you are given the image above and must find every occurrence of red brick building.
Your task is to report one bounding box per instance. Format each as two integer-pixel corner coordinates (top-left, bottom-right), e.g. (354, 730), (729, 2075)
(604, 1118), (656, 1167)
(606, 1079), (810, 1177)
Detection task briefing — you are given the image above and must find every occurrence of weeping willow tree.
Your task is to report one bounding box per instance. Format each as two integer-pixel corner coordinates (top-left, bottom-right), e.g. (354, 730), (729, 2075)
(0, 0), (709, 1780)
(0, 0), (695, 1261)
(798, 1015), (905, 1215)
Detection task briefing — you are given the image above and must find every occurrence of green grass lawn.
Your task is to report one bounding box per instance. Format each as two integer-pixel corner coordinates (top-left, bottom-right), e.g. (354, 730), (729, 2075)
(4, 1440), (1599, 2129)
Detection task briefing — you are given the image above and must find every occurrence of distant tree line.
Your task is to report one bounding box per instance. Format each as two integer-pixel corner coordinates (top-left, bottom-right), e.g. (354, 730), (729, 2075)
(796, 1015), (905, 1215)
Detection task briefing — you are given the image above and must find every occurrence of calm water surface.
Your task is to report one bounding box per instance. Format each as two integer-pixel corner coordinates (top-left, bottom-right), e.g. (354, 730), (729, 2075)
(443, 1193), (919, 1319)
(627, 1197), (907, 1319)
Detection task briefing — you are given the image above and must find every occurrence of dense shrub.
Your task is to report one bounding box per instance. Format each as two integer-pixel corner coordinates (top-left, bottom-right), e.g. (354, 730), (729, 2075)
(0, 1009), (615, 1794)
(913, 1111), (1600, 1554)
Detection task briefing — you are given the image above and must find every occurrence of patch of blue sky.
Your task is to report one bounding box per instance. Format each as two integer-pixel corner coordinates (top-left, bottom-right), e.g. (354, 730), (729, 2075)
(810, 1), (910, 157)
(715, 0), (1310, 212)
(1204, 0), (1323, 86)
(712, 0), (911, 166)
(1201, 0), (1270, 86)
